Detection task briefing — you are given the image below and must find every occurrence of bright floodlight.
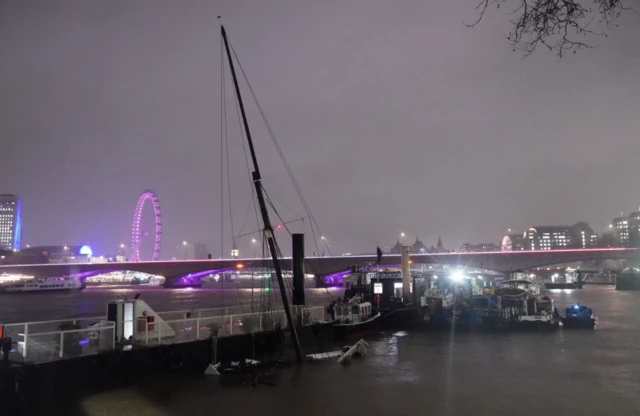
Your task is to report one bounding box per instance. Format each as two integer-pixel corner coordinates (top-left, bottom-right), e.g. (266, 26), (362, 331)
(451, 271), (465, 282)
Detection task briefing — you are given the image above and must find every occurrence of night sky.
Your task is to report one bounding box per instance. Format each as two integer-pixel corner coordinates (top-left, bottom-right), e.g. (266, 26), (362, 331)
(1, 0), (640, 259)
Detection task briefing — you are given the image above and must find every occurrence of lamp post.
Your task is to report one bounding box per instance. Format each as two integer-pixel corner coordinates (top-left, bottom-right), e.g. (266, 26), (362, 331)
(182, 241), (188, 260)
(321, 236), (327, 257)
(400, 232), (405, 245)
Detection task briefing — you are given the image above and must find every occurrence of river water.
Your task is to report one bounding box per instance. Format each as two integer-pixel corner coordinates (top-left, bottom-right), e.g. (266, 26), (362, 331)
(5, 285), (640, 415)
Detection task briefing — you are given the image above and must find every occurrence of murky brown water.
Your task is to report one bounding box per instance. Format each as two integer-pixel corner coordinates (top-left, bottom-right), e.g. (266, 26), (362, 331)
(5, 285), (640, 415)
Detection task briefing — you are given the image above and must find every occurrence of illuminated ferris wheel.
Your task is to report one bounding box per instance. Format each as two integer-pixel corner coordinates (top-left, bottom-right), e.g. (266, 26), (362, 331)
(131, 190), (162, 261)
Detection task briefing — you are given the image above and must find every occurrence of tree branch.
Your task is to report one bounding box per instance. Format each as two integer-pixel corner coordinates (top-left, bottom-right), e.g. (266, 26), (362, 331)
(467, 0), (634, 57)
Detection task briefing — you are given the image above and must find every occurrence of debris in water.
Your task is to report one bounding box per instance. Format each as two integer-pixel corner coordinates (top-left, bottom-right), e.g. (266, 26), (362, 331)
(337, 339), (369, 365)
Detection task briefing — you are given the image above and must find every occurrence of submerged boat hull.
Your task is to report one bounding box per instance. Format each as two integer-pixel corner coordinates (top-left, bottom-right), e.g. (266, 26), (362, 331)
(333, 312), (381, 339)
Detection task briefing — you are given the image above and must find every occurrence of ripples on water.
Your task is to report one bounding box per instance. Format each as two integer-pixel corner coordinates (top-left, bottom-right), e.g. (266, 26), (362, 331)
(9, 285), (640, 415)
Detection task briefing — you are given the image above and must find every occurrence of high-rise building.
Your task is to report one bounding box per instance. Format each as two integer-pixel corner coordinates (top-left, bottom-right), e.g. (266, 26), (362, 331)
(612, 217), (630, 247)
(0, 194), (22, 250)
(573, 221), (599, 249)
(629, 212), (640, 247)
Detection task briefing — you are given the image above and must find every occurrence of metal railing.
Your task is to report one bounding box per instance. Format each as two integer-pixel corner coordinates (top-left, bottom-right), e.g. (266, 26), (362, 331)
(140, 306), (325, 346)
(156, 305), (246, 321)
(11, 322), (115, 364)
(4, 306), (326, 362)
(3, 316), (107, 363)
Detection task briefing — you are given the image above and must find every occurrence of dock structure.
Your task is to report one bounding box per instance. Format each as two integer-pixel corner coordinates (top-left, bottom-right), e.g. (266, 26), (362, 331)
(2, 300), (325, 365)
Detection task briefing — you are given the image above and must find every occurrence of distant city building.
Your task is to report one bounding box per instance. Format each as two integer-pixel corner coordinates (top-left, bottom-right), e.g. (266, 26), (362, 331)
(501, 234), (526, 251)
(610, 212), (640, 247)
(520, 222), (597, 251)
(460, 243), (499, 252)
(390, 236), (445, 254)
(435, 236), (446, 253)
(390, 239), (403, 254)
(411, 237), (427, 254)
(612, 217), (629, 247)
(0, 194), (22, 250)
(573, 221), (599, 249)
(629, 212), (640, 247)
(0, 244), (92, 265)
(194, 243), (208, 260)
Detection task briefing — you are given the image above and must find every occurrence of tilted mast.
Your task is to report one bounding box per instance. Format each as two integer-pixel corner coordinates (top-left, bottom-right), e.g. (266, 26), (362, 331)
(220, 25), (303, 362)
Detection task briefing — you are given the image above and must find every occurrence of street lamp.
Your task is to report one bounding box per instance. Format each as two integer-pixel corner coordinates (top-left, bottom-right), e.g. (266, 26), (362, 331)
(182, 241), (188, 260)
(400, 232), (405, 245)
(321, 236), (327, 257)
(251, 238), (257, 258)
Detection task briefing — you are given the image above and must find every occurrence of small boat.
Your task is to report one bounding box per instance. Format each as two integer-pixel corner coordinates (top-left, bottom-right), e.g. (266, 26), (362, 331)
(329, 296), (381, 339)
(0, 276), (86, 293)
(562, 304), (597, 329)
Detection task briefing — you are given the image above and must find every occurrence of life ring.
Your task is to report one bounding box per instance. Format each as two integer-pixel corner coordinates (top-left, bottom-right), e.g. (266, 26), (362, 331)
(170, 351), (184, 370)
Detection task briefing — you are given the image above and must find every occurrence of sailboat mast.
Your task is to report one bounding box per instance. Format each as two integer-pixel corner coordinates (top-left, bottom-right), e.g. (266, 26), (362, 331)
(220, 25), (303, 363)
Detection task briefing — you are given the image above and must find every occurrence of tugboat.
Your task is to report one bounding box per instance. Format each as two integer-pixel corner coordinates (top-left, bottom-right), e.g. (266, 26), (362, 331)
(329, 296), (381, 339)
(562, 304), (597, 329)
(496, 279), (560, 330)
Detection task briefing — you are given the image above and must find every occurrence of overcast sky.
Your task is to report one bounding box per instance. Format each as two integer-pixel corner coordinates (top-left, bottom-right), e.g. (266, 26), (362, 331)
(1, 0), (640, 259)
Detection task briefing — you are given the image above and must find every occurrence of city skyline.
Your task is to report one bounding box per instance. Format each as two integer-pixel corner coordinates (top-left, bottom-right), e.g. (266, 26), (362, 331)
(3, 190), (638, 259)
(2, 1), (640, 258)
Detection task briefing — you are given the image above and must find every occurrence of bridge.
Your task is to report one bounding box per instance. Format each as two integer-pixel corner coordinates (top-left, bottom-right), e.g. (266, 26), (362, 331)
(0, 248), (638, 286)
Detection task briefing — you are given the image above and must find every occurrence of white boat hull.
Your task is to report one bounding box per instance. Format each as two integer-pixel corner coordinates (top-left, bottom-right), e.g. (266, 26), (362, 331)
(0, 277), (86, 294)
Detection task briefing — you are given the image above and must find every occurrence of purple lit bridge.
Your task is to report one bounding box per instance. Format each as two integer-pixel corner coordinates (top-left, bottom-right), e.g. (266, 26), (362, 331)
(0, 248), (638, 287)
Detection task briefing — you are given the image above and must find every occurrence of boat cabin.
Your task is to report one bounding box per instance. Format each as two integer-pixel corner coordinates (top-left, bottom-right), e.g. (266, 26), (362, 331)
(334, 301), (373, 324)
(565, 305), (593, 318)
(500, 279), (541, 296)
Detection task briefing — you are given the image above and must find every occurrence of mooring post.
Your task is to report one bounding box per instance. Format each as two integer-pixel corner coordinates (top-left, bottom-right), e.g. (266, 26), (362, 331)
(401, 246), (411, 304)
(292, 233), (306, 306)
